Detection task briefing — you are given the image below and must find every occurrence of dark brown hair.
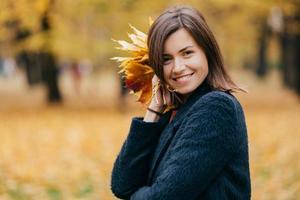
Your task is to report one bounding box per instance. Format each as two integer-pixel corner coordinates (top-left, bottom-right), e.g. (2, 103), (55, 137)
(147, 5), (245, 93)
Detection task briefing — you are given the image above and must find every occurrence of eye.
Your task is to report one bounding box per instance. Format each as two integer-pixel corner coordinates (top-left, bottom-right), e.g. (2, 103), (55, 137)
(183, 50), (193, 57)
(163, 56), (172, 64)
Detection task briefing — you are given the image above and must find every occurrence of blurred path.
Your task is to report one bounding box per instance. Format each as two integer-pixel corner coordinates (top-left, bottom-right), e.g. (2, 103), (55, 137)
(0, 70), (122, 111)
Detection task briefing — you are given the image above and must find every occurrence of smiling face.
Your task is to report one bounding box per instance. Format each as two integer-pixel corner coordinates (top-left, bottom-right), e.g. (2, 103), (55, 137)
(163, 28), (209, 97)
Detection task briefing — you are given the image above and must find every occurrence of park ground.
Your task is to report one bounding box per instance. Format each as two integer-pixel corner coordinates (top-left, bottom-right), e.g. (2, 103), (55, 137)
(0, 69), (299, 200)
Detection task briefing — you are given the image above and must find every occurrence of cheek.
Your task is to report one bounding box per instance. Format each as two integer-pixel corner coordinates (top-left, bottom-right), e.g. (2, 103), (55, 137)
(199, 65), (209, 80)
(201, 62), (209, 74)
(205, 65), (209, 75)
(191, 57), (208, 72)
(163, 66), (171, 79)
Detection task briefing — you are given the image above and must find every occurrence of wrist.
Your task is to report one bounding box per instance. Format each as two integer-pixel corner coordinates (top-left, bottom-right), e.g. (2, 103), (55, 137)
(148, 101), (165, 113)
(144, 109), (161, 122)
(147, 107), (163, 116)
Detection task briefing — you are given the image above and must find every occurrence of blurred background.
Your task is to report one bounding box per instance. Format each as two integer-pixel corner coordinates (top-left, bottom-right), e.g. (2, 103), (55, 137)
(0, 0), (299, 199)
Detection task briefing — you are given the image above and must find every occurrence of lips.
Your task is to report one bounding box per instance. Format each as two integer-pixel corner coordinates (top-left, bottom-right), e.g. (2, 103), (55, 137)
(173, 73), (194, 82)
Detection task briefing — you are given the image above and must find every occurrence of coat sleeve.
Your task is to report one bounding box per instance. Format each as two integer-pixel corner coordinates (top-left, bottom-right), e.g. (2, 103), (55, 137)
(111, 117), (168, 199)
(130, 93), (243, 200)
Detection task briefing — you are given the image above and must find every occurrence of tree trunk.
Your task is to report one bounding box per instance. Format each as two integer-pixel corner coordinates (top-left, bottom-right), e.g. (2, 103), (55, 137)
(256, 22), (269, 78)
(281, 11), (300, 95)
(39, 51), (62, 103)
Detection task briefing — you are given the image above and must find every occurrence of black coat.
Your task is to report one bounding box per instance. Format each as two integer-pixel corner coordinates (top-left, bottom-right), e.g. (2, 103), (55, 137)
(111, 83), (251, 199)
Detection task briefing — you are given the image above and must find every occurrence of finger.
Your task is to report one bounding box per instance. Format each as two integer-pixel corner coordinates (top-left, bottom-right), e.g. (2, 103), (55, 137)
(155, 84), (164, 105)
(152, 75), (159, 85)
(162, 86), (172, 106)
(155, 90), (160, 105)
(158, 85), (165, 105)
(162, 91), (167, 105)
(166, 88), (173, 106)
(165, 93), (172, 106)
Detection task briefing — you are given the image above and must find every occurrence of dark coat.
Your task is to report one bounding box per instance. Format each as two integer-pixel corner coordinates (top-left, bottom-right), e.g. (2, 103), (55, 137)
(111, 83), (251, 200)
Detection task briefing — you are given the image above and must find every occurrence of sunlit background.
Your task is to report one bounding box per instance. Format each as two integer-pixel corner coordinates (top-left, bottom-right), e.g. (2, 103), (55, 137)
(0, 0), (299, 199)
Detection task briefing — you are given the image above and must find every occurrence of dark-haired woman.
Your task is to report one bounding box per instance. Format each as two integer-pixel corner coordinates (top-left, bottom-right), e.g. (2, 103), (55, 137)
(111, 6), (251, 200)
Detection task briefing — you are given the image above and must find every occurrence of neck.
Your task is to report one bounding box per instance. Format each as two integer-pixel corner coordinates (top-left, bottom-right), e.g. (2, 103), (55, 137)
(177, 80), (211, 106)
(182, 93), (192, 102)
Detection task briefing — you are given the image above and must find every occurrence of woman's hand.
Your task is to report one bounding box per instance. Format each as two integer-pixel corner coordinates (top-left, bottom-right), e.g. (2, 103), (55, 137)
(150, 75), (172, 111)
(144, 75), (172, 122)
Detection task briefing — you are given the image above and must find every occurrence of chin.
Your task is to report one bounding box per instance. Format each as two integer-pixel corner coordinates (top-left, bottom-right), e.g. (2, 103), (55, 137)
(176, 87), (196, 95)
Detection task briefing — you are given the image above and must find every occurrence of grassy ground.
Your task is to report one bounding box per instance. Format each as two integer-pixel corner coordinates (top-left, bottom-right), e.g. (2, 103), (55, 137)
(0, 69), (299, 199)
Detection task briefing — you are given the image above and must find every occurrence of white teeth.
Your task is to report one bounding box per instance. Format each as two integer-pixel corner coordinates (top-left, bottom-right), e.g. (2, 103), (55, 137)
(175, 74), (192, 81)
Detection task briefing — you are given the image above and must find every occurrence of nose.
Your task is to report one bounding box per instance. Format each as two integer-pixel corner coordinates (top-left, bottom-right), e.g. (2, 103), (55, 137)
(173, 58), (185, 74)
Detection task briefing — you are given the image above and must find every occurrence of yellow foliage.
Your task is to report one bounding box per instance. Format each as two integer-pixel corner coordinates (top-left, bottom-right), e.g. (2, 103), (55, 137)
(112, 24), (154, 105)
(1, 0), (298, 66)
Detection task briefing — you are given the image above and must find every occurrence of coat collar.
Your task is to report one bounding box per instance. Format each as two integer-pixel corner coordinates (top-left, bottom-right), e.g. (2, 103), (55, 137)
(170, 79), (213, 126)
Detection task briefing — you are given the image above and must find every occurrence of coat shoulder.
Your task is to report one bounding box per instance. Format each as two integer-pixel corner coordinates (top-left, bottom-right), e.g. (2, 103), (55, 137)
(192, 90), (242, 112)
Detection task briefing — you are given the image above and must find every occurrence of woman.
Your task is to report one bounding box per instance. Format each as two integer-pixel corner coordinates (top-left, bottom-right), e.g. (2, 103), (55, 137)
(111, 5), (251, 200)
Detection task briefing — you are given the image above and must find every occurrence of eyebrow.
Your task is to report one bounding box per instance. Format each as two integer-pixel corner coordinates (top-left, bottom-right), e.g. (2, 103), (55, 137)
(163, 45), (193, 56)
(178, 45), (193, 53)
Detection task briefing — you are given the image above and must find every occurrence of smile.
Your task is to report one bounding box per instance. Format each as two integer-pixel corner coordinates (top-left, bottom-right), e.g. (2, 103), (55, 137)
(173, 73), (194, 82)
